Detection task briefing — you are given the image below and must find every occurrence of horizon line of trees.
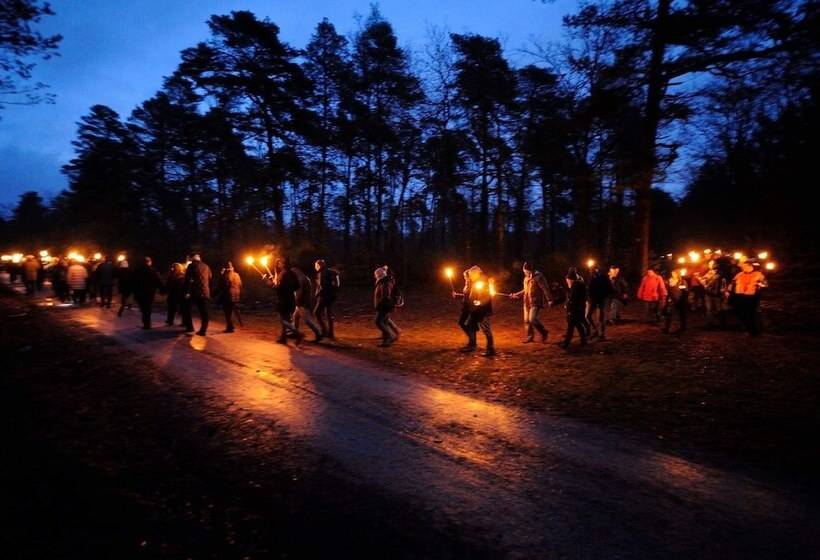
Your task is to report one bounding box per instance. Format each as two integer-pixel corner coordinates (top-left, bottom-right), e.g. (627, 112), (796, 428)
(1, 2), (816, 281)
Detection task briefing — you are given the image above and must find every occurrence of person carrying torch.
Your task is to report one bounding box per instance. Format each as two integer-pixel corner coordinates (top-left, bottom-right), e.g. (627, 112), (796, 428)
(464, 270), (496, 357)
(560, 267), (588, 349)
(509, 260), (552, 343)
(265, 257), (303, 345)
(451, 265), (482, 351)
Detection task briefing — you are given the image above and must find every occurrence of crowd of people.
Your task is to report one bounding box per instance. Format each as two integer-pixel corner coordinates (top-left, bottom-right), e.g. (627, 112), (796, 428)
(1, 250), (769, 353)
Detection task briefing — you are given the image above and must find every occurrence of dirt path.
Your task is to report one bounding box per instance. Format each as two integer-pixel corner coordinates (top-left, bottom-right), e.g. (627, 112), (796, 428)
(6, 290), (816, 558)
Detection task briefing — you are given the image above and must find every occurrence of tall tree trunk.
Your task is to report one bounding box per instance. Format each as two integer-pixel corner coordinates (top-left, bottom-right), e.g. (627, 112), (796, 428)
(634, 0), (670, 274)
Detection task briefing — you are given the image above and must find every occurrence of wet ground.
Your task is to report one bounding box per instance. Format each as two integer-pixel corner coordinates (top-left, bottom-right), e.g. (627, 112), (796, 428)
(2, 287), (818, 558)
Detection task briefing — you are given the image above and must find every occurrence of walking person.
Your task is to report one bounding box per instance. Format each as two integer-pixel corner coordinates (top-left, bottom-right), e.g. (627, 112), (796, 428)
(116, 259), (133, 317)
(374, 266), (401, 347)
(182, 253), (212, 336)
(586, 266), (614, 340)
(293, 266), (322, 341)
(607, 265), (628, 324)
(132, 256), (165, 329)
(22, 255), (40, 295)
(313, 259), (339, 339)
(96, 255), (116, 308)
(560, 268), (588, 349)
(165, 263), (186, 326)
(53, 258), (69, 302)
(663, 269), (690, 334)
(729, 260), (767, 335)
(509, 261), (552, 343)
(67, 258), (89, 304)
(265, 257), (302, 345)
(637, 268), (667, 323)
(463, 270), (495, 357)
(216, 261), (242, 333)
(453, 266), (482, 351)
(701, 259), (728, 329)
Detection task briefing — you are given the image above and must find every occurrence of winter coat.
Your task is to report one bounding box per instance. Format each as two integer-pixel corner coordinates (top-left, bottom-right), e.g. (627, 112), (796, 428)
(96, 261), (116, 286)
(565, 280), (587, 316)
(637, 273), (667, 302)
(374, 276), (396, 312)
(165, 269), (186, 300)
(67, 264), (89, 290)
(293, 269), (313, 308)
(609, 273), (629, 300)
(515, 271), (552, 308)
(315, 267), (339, 300)
(117, 265), (132, 294)
(274, 268), (299, 314)
(588, 272), (615, 304)
(184, 260), (212, 299)
(701, 269), (727, 297)
(666, 276), (690, 304)
(467, 274), (493, 319)
(217, 270), (242, 304)
(23, 259), (40, 282)
(132, 264), (165, 301)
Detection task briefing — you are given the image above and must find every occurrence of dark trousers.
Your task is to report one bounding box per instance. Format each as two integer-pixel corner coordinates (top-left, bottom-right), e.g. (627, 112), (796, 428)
(137, 296), (153, 328)
(564, 311), (587, 346)
(376, 310), (398, 342)
(223, 301), (235, 331)
(458, 306), (476, 345)
(733, 294), (759, 335)
(664, 300), (688, 332)
(71, 289), (87, 305)
(24, 280), (36, 295)
(183, 297), (210, 334)
(166, 294), (180, 325)
(314, 297), (336, 337)
(100, 285), (113, 307)
(465, 314), (494, 350)
(586, 301), (607, 337)
(118, 290), (132, 316)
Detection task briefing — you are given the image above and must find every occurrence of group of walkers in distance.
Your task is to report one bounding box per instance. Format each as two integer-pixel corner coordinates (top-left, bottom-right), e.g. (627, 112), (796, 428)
(2, 249), (769, 353)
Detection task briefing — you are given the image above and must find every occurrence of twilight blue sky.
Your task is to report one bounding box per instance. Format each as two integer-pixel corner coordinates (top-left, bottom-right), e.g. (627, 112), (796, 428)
(0, 0), (581, 209)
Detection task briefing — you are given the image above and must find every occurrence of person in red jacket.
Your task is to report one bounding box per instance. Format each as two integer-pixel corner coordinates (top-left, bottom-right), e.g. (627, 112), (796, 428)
(637, 268), (667, 323)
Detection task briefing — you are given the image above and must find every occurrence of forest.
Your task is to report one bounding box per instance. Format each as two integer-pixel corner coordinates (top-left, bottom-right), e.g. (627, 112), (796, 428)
(2, 1), (817, 281)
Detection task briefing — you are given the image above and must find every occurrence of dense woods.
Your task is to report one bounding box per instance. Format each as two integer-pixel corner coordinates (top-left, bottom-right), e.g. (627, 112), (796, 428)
(2, 2), (817, 281)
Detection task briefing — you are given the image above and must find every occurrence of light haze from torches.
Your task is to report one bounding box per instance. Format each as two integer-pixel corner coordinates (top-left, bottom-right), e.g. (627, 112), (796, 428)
(677, 257), (686, 264)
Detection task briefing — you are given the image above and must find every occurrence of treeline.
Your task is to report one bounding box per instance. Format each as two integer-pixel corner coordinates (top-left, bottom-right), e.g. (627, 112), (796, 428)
(2, 2), (816, 281)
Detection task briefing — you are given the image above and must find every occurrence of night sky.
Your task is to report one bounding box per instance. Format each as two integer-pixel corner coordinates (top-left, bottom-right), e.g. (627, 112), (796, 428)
(0, 0), (578, 208)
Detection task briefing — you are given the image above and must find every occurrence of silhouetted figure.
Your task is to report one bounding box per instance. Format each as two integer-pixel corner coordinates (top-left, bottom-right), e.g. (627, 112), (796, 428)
(116, 259), (133, 316)
(587, 267), (614, 340)
(67, 260), (88, 305)
(96, 255), (116, 308)
(730, 260), (767, 335)
(560, 268), (587, 349)
(267, 257), (301, 345)
(132, 256), (165, 329)
(216, 261), (242, 333)
(182, 253), (212, 336)
(453, 266), (481, 350)
(313, 259), (339, 338)
(637, 268), (667, 323)
(374, 266), (400, 347)
(165, 263), (186, 326)
(663, 269), (689, 334)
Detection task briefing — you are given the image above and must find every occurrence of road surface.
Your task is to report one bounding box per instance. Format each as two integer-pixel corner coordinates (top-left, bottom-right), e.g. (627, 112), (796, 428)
(18, 291), (820, 557)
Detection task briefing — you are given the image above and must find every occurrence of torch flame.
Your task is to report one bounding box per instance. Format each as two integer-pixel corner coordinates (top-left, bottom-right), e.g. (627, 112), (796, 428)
(688, 251), (701, 263)
(260, 256), (268, 266)
(758, 251), (769, 260)
(93, 252), (102, 260)
(677, 257), (686, 264)
(39, 250), (49, 258)
(245, 256), (255, 266)
(474, 280), (485, 291)
(733, 252), (743, 261)
(444, 267), (454, 279)
(117, 254), (126, 262)
(586, 258), (596, 269)
(765, 261), (776, 271)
